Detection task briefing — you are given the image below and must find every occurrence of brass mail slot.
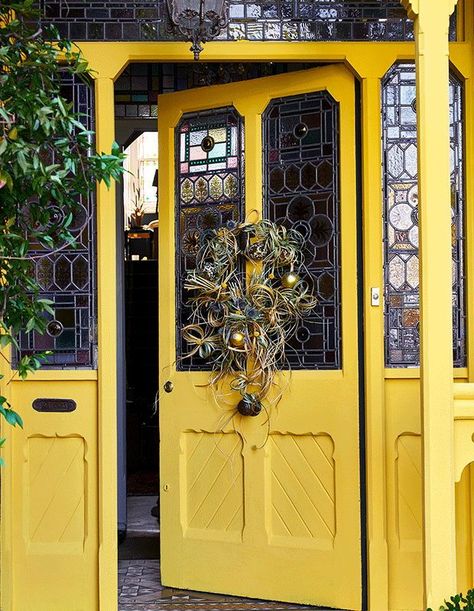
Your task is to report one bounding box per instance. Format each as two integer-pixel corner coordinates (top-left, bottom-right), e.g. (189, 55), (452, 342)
(32, 398), (77, 413)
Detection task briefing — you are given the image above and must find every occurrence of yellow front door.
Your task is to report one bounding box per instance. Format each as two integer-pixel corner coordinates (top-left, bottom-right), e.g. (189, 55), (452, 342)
(158, 64), (361, 610)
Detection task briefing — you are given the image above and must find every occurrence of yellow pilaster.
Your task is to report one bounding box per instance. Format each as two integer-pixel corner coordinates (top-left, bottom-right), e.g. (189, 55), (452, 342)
(95, 76), (118, 611)
(361, 71), (389, 611)
(403, 0), (459, 607)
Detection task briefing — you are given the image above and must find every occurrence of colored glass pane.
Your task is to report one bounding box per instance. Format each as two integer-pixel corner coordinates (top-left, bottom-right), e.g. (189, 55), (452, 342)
(263, 91), (341, 370)
(176, 107), (245, 369)
(382, 62), (466, 367)
(38, 1), (457, 43)
(16, 73), (97, 369)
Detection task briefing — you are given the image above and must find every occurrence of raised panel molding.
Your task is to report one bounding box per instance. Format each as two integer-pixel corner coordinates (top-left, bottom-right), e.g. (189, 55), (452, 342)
(181, 431), (244, 540)
(395, 433), (422, 547)
(453, 383), (474, 481)
(269, 433), (335, 547)
(26, 435), (87, 550)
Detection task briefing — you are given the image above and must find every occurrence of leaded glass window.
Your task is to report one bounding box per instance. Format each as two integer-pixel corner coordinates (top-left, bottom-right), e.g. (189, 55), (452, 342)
(15, 74), (97, 368)
(176, 108), (244, 369)
(382, 62), (466, 368)
(263, 91), (341, 369)
(224, 0), (418, 41)
(39, 1), (457, 42)
(114, 62), (312, 120)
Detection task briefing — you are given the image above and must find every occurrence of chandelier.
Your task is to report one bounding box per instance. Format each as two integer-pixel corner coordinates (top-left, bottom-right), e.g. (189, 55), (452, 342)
(166, 0), (229, 60)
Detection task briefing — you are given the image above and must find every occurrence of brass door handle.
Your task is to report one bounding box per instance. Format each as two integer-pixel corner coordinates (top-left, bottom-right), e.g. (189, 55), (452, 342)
(163, 381), (174, 393)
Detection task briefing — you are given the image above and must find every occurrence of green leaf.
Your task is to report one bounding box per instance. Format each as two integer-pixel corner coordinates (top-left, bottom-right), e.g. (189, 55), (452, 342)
(0, 335), (12, 348)
(17, 150), (28, 172)
(0, 169), (13, 191)
(4, 409), (20, 427)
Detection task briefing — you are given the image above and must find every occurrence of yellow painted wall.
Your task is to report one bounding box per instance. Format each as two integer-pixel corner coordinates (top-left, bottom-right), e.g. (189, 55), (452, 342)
(2, 1), (474, 608)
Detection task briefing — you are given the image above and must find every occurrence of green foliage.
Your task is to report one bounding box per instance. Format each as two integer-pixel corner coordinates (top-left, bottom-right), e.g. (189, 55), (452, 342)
(428, 590), (474, 611)
(0, 0), (125, 459)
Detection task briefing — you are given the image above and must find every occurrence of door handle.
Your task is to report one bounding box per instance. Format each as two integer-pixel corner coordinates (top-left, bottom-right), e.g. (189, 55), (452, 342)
(163, 381), (174, 393)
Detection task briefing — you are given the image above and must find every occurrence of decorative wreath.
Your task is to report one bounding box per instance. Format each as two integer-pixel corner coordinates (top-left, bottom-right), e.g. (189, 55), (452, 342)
(182, 218), (318, 417)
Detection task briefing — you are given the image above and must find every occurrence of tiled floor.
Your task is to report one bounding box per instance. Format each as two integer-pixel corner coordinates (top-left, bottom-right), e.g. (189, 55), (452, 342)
(127, 495), (159, 535)
(118, 559), (334, 611)
(119, 496), (334, 610)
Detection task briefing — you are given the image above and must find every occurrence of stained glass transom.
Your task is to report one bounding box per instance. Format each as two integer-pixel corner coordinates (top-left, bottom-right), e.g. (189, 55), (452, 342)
(16, 74), (97, 368)
(115, 62), (312, 120)
(382, 62), (465, 368)
(176, 108), (244, 369)
(263, 91), (341, 369)
(38, 1), (457, 42)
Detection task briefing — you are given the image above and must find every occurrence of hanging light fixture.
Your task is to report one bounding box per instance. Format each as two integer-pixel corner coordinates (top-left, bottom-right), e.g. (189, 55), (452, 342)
(166, 0), (228, 61)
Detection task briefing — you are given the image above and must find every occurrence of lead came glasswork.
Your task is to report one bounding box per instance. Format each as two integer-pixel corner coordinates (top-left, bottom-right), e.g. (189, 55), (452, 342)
(263, 91), (341, 369)
(16, 74), (97, 368)
(176, 107), (244, 369)
(114, 64), (322, 120)
(382, 62), (466, 367)
(38, 1), (457, 42)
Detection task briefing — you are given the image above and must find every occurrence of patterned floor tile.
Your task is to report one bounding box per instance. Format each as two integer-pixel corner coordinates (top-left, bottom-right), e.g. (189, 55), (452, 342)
(118, 559), (338, 611)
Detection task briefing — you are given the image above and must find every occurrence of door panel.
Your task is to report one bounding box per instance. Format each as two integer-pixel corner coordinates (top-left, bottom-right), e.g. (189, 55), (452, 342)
(159, 65), (361, 610)
(9, 375), (99, 611)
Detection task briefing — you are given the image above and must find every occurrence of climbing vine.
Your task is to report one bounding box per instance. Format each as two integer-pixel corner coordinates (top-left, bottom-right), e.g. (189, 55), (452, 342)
(0, 0), (124, 460)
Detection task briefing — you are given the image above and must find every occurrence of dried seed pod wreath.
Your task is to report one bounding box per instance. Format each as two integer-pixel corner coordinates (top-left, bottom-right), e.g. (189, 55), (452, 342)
(181, 219), (318, 417)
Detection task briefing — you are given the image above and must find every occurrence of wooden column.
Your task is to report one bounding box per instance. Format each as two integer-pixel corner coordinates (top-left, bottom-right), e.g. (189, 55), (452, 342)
(95, 75), (119, 611)
(402, 0), (459, 607)
(361, 68), (390, 611)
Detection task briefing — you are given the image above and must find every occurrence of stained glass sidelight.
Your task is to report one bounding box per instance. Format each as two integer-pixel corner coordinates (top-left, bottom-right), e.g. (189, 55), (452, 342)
(38, 1), (457, 43)
(263, 91), (341, 369)
(382, 62), (465, 367)
(176, 108), (244, 369)
(15, 74), (97, 368)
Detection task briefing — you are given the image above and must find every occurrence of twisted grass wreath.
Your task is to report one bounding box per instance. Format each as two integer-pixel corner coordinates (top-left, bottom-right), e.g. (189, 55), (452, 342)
(181, 218), (318, 417)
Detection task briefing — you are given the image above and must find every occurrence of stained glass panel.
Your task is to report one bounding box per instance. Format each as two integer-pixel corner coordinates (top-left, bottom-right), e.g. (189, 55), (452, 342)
(114, 63), (314, 120)
(15, 73), (97, 368)
(38, 1), (457, 42)
(176, 108), (244, 369)
(382, 62), (466, 367)
(263, 91), (341, 369)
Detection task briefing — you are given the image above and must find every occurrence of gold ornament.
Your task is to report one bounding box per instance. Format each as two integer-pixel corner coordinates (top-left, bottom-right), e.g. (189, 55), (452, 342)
(229, 331), (245, 348)
(281, 272), (300, 289)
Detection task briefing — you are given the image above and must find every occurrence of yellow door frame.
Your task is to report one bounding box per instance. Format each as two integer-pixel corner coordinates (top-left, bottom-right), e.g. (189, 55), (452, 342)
(1, 5), (473, 607)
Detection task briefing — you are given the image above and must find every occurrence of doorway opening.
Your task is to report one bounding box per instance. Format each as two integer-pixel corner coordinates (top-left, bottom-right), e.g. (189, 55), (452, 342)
(115, 60), (316, 554)
(118, 129), (160, 561)
(115, 61), (361, 610)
